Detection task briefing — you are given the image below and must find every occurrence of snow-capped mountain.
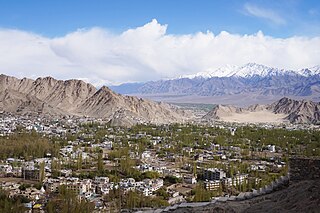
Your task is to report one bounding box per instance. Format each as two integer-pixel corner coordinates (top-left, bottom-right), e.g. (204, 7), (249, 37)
(179, 63), (311, 79)
(180, 64), (239, 79)
(179, 71), (215, 79)
(299, 65), (320, 77)
(231, 63), (291, 77)
(110, 63), (320, 98)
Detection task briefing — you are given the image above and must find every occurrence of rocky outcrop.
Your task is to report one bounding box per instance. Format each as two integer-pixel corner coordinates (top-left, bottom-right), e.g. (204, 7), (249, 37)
(270, 97), (320, 124)
(203, 105), (243, 120)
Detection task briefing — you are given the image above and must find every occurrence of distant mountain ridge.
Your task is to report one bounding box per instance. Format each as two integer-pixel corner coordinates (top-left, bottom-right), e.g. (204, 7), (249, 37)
(0, 74), (191, 126)
(179, 63), (320, 79)
(110, 63), (320, 97)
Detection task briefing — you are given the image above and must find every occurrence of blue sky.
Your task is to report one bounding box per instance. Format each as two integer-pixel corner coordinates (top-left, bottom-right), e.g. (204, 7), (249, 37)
(0, 0), (319, 85)
(1, 0), (319, 37)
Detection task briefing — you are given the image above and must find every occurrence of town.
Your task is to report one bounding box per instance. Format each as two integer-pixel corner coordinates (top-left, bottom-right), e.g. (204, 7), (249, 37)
(0, 112), (319, 212)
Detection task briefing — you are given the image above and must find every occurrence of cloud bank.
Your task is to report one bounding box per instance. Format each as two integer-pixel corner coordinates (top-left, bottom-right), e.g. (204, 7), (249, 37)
(0, 19), (319, 86)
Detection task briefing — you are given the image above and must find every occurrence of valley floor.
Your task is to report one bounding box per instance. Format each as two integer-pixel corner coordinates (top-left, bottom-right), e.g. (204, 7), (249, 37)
(220, 110), (286, 124)
(132, 94), (320, 107)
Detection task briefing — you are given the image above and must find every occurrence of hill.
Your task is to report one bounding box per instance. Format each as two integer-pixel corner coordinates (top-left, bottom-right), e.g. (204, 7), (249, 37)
(0, 74), (192, 126)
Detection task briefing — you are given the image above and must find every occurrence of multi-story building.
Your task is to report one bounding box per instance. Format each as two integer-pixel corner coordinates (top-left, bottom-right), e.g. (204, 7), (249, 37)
(204, 180), (221, 190)
(203, 168), (226, 181)
(222, 174), (249, 187)
(22, 169), (40, 181)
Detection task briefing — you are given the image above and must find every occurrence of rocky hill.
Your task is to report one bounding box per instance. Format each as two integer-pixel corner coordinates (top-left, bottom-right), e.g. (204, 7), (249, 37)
(203, 97), (320, 124)
(0, 74), (191, 126)
(269, 97), (320, 124)
(203, 105), (243, 120)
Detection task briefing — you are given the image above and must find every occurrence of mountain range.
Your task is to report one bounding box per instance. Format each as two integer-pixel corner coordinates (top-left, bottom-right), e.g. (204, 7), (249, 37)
(110, 63), (320, 102)
(0, 74), (191, 126)
(1, 74), (319, 125)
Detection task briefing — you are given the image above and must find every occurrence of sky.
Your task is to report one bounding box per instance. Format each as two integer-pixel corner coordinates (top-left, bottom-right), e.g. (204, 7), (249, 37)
(0, 0), (319, 85)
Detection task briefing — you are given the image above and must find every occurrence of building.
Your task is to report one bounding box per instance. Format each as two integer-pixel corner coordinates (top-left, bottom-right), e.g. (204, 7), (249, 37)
(230, 128), (236, 136)
(203, 168), (226, 181)
(184, 175), (197, 184)
(204, 180), (221, 190)
(94, 177), (109, 185)
(268, 145), (276, 152)
(63, 179), (92, 194)
(222, 174), (248, 187)
(22, 169), (40, 181)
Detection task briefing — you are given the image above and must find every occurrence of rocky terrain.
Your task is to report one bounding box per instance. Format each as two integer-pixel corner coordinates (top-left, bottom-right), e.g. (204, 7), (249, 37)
(167, 179), (319, 213)
(203, 97), (320, 124)
(0, 74), (192, 126)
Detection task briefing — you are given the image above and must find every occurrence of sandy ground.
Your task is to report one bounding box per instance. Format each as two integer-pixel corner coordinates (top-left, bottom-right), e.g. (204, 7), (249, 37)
(220, 110), (286, 124)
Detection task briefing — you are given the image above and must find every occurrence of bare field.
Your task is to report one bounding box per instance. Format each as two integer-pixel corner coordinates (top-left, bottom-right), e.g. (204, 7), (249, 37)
(132, 93), (320, 107)
(0, 177), (38, 184)
(220, 110), (286, 124)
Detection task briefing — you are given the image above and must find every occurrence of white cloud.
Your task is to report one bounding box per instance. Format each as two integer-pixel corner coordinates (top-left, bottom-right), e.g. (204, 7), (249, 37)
(0, 19), (319, 86)
(244, 3), (286, 25)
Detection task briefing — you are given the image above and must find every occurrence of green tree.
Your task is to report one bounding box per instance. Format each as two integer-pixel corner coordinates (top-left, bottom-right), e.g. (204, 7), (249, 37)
(0, 189), (26, 213)
(46, 185), (94, 213)
(193, 183), (211, 202)
(97, 153), (104, 173)
(39, 161), (45, 183)
(77, 153), (82, 170)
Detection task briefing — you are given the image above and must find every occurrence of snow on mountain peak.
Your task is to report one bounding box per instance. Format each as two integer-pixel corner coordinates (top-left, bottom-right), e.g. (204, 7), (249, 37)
(232, 63), (282, 77)
(178, 63), (320, 80)
(179, 71), (213, 79)
(214, 64), (239, 77)
(299, 65), (320, 76)
(179, 64), (238, 79)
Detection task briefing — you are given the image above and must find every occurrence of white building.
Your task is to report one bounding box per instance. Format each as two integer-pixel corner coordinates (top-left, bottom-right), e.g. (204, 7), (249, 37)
(268, 145), (276, 152)
(204, 180), (221, 190)
(184, 175), (197, 184)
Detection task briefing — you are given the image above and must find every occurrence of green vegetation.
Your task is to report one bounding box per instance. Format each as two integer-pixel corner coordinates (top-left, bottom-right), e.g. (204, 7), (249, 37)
(0, 131), (60, 160)
(0, 121), (318, 211)
(104, 189), (169, 210)
(0, 189), (26, 213)
(46, 185), (95, 213)
(192, 182), (221, 202)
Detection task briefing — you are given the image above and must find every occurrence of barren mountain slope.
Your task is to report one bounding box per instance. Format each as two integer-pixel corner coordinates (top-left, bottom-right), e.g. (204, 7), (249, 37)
(79, 86), (192, 126)
(269, 97), (320, 123)
(0, 74), (191, 126)
(0, 89), (65, 116)
(203, 105), (243, 120)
